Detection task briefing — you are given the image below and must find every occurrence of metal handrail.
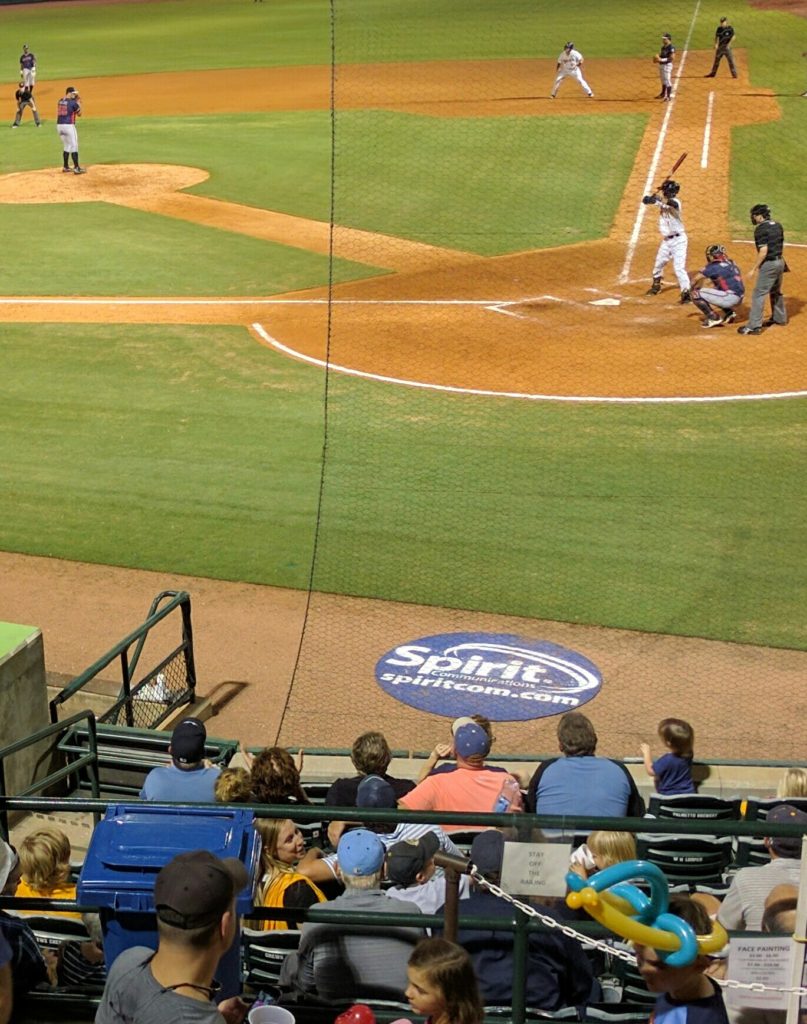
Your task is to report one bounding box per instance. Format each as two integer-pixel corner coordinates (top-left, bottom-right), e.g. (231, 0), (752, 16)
(0, 710), (100, 841)
(48, 590), (194, 724)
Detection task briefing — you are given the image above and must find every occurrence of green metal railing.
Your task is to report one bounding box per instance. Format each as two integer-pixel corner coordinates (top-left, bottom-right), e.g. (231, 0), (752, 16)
(0, 711), (100, 842)
(1, 795), (805, 1024)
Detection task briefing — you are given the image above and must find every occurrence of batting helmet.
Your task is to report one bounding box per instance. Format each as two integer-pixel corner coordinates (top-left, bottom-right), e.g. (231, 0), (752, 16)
(705, 244), (726, 261)
(564, 41), (574, 50)
(661, 180), (680, 199)
(750, 203), (770, 222)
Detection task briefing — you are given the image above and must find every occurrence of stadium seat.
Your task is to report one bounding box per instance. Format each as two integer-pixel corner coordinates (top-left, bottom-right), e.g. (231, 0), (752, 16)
(636, 833), (733, 887)
(647, 794), (742, 821)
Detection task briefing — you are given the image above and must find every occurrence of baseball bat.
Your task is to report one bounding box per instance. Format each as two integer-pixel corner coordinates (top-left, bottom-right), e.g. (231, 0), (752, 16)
(654, 151), (687, 191)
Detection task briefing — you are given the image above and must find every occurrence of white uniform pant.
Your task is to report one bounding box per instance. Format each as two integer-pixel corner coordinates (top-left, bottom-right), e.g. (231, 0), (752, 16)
(57, 124), (78, 153)
(22, 68), (36, 88)
(659, 63), (672, 88)
(551, 68), (592, 96)
(652, 233), (689, 291)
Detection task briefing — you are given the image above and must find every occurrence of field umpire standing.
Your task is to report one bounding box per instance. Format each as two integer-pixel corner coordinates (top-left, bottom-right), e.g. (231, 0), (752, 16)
(56, 86), (86, 174)
(12, 82), (40, 127)
(706, 17), (738, 78)
(738, 204), (788, 335)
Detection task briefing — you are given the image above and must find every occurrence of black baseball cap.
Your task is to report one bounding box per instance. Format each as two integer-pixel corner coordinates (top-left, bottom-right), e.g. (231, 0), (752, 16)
(387, 832), (440, 887)
(154, 850), (248, 929)
(170, 717), (207, 764)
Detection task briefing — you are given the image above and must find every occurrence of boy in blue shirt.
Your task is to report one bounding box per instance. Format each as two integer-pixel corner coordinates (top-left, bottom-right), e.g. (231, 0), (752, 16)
(635, 895), (728, 1024)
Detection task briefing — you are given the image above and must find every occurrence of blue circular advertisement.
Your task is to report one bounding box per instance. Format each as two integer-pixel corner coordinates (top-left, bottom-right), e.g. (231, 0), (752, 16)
(375, 632), (602, 722)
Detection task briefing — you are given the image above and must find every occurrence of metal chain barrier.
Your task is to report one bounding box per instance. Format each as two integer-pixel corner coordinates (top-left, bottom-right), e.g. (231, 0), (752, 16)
(468, 867), (807, 997)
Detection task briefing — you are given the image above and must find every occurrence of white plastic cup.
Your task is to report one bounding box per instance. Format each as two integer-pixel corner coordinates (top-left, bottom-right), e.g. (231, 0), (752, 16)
(248, 1006), (296, 1024)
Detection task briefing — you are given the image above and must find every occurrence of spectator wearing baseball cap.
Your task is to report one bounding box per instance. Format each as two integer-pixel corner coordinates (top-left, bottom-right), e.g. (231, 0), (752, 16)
(440, 831), (595, 1010)
(417, 715), (495, 782)
(299, 776), (465, 888)
(386, 833), (471, 917)
(718, 804), (807, 932)
(399, 721), (523, 832)
(96, 850), (250, 1024)
(139, 718), (221, 802)
(279, 828), (425, 1001)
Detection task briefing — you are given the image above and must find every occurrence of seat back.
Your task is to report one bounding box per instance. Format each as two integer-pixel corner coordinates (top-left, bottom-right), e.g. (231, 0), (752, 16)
(647, 794), (741, 821)
(241, 927), (302, 990)
(636, 833), (733, 886)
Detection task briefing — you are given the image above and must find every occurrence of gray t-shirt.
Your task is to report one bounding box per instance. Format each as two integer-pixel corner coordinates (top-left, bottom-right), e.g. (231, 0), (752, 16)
(95, 946), (224, 1024)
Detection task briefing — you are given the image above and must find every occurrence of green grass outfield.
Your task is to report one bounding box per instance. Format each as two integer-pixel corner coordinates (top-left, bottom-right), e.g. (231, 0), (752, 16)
(1, 0), (806, 649)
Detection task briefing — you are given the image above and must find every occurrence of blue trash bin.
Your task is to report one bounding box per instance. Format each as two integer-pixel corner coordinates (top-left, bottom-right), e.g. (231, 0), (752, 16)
(77, 804), (259, 999)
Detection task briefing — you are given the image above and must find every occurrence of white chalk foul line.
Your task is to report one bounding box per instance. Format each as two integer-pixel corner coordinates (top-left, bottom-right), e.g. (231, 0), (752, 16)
(701, 90), (715, 168)
(250, 323), (807, 405)
(619, 0), (703, 285)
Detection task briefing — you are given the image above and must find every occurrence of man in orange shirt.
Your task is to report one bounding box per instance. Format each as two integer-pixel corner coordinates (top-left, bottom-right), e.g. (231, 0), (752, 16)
(398, 722), (523, 831)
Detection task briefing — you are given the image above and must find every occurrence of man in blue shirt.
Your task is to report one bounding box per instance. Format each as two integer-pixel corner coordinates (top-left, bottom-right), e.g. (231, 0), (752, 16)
(140, 718), (221, 802)
(527, 712), (645, 817)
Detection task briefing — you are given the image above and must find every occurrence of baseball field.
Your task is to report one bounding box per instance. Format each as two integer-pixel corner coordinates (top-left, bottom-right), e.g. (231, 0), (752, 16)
(1, 0), (806, 757)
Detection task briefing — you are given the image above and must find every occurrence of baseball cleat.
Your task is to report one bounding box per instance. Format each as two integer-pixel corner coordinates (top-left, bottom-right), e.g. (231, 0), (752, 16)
(722, 311), (737, 324)
(62, 167), (72, 172)
(762, 318), (785, 328)
(701, 317), (724, 329)
(679, 290), (691, 304)
(737, 326), (762, 335)
(74, 167), (87, 174)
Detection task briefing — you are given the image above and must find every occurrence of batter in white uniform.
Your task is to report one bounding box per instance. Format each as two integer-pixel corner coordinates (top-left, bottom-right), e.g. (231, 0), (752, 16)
(643, 180), (690, 303)
(550, 42), (594, 99)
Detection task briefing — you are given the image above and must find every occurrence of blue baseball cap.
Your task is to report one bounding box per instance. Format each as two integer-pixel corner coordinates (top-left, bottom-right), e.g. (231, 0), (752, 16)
(337, 828), (386, 876)
(454, 723), (491, 759)
(356, 775), (396, 809)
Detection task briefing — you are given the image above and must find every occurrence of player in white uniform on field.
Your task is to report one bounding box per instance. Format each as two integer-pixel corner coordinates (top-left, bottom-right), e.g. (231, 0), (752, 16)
(643, 180), (691, 303)
(550, 42), (594, 99)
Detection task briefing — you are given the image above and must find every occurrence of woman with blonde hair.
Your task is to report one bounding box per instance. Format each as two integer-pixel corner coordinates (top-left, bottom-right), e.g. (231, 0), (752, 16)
(251, 818), (326, 931)
(777, 768), (807, 799)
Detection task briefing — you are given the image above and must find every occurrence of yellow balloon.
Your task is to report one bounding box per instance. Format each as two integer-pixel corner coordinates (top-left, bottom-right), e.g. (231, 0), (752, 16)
(565, 888), (729, 956)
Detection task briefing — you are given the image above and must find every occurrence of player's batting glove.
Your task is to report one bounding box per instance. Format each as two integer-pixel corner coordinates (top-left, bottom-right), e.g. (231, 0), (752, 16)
(642, 195), (656, 205)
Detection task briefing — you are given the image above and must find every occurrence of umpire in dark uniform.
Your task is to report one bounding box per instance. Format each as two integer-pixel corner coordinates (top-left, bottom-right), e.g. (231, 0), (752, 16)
(738, 204), (788, 335)
(706, 17), (737, 78)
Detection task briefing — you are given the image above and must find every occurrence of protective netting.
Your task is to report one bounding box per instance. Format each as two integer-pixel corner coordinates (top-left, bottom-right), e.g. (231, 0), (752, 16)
(274, 1), (807, 758)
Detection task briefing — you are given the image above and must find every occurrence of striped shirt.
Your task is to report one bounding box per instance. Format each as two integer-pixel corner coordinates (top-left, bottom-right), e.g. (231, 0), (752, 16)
(717, 858), (801, 931)
(321, 822), (462, 878)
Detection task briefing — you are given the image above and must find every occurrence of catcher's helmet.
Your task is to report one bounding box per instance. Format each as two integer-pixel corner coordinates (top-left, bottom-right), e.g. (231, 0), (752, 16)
(750, 203), (770, 222)
(705, 244), (726, 261)
(564, 41), (574, 50)
(661, 180), (680, 199)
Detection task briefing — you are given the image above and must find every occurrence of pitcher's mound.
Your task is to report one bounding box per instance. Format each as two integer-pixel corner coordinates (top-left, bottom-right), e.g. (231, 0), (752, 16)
(0, 164), (208, 204)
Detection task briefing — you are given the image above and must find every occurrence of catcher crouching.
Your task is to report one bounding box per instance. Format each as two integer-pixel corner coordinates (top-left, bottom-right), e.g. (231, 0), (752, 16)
(689, 245), (745, 329)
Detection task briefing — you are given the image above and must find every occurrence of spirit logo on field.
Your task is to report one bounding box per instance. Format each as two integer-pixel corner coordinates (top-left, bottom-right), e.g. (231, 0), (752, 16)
(375, 632), (602, 721)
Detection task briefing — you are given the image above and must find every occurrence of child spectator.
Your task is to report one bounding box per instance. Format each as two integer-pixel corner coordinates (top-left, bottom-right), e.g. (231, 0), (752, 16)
(214, 766), (254, 803)
(15, 826), (81, 920)
(405, 937), (483, 1024)
(569, 830), (637, 880)
(640, 718), (696, 795)
(634, 894), (729, 1024)
(250, 818), (326, 931)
